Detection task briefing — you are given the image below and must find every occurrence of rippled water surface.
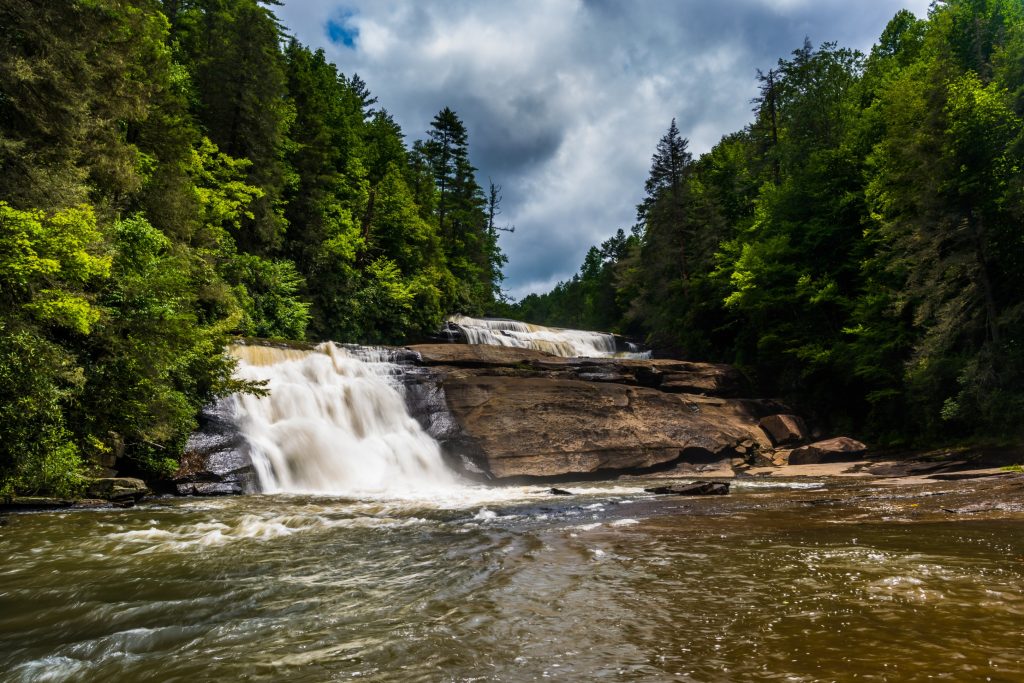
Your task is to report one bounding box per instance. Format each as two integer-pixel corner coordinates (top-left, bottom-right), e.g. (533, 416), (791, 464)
(2, 480), (1023, 682)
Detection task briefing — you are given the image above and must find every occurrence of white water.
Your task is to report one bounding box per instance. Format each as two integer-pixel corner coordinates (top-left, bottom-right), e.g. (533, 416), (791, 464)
(446, 314), (651, 359)
(229, 342), (461, 497)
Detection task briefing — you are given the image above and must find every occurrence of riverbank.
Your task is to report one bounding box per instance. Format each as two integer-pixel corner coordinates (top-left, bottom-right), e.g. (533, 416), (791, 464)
(5, 460), (1022, 522)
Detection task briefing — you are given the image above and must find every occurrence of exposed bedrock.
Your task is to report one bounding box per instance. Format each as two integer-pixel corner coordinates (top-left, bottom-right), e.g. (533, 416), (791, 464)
(173, 399), (257, 495)
(178, 340), (848, 491)
(408, 343), (749, 396)
(404, 343), (797, 482)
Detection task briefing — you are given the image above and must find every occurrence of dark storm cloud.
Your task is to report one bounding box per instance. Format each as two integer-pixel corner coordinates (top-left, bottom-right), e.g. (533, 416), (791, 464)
(275, 0), (930, 298)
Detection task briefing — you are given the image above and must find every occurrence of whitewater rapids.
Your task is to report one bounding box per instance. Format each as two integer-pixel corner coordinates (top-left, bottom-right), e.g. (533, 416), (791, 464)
(445, 314), (650, 359)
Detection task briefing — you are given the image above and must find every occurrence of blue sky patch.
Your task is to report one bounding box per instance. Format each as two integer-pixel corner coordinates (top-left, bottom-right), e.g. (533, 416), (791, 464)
(326, 12), (358, 49)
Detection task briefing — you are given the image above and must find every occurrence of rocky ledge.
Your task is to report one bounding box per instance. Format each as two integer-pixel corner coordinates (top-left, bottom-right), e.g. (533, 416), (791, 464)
(172, 341), (869, 491)
(172, 399), (257, 495)
(403, 343), (861, 482)
(1, 477), (150, 512)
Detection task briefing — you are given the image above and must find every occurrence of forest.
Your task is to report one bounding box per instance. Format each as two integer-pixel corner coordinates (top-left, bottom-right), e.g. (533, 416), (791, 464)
(1, 0), (1021, 498)
(0, 0), (506, 495)
(514, 0), (1024, 449)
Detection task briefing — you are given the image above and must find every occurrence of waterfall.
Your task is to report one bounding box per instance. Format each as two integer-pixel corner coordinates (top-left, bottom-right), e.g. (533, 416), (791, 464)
(446, 315), (651, 359)
(228, 342), (461, 496)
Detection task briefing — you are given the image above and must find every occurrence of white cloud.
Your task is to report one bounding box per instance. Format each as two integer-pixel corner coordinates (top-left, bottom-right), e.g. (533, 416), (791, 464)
(275, 0), (933, 299)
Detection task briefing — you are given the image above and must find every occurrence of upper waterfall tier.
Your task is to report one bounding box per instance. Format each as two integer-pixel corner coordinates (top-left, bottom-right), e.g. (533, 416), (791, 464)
(444, 315), (650, 359)
(228, 342), (461, 496)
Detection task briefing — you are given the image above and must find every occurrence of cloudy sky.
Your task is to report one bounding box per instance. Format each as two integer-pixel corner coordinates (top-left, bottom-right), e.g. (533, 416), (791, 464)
(275, 0), (931, 299)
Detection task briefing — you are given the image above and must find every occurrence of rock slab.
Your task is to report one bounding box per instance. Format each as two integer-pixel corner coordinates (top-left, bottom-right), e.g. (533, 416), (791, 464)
(759, 414), (808, 446)
(437, 374), (771, 480)
(788, 437), (868, 465)
(86, 477), (149, 502)
(408, 344), (748, 396)
(645, 481), (731, 496)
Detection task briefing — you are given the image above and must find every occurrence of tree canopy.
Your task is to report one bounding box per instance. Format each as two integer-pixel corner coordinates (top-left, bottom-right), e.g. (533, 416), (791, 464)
(513, 0), (1024, 446)
(0, 0), (507, 495)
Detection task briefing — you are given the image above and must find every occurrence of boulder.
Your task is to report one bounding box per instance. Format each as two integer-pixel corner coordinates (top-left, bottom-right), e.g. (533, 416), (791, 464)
(86, 477), (149, 502)
(645, 481), (730, 496)
(438, 376), (767, 480)
(771, 449), (793, 466)
(788, 437), (868, 465)
(759, 414), (808, 446)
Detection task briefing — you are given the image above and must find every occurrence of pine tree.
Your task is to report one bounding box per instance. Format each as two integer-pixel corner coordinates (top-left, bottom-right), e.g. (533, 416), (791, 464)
(637, 121), (693, 283)
(422, 107), (470, 246)
(419, 107), (503, 309)
(752, 68), (781, 184)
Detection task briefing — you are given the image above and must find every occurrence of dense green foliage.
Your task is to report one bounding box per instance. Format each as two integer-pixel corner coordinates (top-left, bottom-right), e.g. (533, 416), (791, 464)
(0, 0), (505, 494)
(515, 0), (1024, 445)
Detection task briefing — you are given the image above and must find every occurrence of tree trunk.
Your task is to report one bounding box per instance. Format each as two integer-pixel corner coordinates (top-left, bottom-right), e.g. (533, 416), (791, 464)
(969, 211), (1000, 345)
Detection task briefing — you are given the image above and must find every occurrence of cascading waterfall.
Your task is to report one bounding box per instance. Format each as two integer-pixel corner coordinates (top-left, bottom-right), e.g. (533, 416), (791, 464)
(446, 314), (651, 359)
(229, 342), (461, 496)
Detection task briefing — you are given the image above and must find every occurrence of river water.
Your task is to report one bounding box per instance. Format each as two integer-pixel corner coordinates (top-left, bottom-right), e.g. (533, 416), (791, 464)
(3, 479), (1023, 682)
(4, 341), (1023, 680)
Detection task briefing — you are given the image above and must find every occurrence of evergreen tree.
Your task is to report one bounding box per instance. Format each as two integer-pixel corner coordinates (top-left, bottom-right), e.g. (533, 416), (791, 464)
(420, 107), (504, 310)
(168, 0), (295, 251)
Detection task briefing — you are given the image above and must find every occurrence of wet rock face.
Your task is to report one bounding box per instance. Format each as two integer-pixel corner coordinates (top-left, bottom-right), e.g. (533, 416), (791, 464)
(400, 367), (490, 480)
(173, 400), (256, 495)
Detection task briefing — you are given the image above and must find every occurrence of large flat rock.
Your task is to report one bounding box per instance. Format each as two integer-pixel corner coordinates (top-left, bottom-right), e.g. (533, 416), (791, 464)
(440, 375), (769, 480)
(788, 437), (868, 465)
(409, 343), (571, 367)
(408, 344), (747, 397)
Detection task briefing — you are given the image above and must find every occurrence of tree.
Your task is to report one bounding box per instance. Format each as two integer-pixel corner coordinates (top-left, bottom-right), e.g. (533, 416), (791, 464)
(0, 203), (110, 495)
(864, 1), (1024, 435)
(753, 68), (782, 184)
(419, 107), (504, 310)
(422, 106), (471, 245)
(169, 0), (295, 251)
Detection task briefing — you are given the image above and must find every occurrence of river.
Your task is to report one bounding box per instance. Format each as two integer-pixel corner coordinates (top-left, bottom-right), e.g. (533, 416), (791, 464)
(2, 478), (1022, 682)
(4, 333), (1023, 681)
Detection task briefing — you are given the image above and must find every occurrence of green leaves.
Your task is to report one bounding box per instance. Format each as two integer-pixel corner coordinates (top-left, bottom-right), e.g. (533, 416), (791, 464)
(944, 73), (1021, 198)
(517, 2), (1024, 444)
(225, 253), (310, 340)
(0, 203), (110, 333)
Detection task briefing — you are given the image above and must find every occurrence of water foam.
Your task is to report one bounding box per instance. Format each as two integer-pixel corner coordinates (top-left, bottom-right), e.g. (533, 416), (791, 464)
(230, 342), (462, 497)
(446, 315), (650, 359)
